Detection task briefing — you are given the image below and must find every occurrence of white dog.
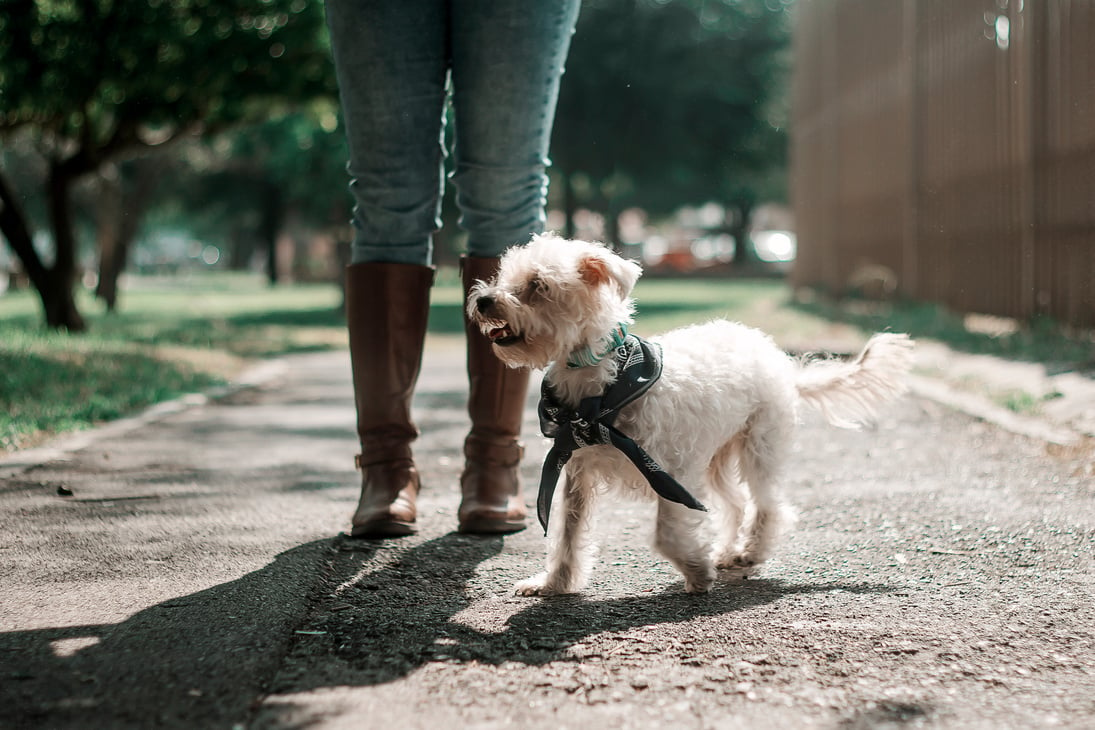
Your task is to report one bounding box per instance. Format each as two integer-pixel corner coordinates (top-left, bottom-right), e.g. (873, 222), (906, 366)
(467, 234), (914, 596)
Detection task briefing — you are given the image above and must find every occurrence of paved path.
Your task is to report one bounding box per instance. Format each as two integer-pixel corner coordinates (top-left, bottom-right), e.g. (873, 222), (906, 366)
(1, 340), (1093, 729)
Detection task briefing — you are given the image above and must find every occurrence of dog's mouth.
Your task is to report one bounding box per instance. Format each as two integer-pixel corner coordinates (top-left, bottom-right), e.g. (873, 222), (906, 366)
(483, 322), (523, 346)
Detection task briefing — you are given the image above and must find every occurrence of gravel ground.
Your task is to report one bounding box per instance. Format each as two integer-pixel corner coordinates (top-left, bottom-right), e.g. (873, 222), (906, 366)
(253, 358), (1095, 730)
(2, 345), (1092, 730)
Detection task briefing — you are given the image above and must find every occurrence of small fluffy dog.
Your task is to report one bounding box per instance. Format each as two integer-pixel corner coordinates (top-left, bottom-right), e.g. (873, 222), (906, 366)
(467, 234), (914, 596)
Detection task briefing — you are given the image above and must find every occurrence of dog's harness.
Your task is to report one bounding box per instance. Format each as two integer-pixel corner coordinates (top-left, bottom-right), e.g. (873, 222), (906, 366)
(536, 331), (708, 532)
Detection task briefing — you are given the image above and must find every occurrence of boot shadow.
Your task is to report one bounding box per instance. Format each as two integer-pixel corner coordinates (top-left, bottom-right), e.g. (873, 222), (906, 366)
(2, 532), (894, 729)
(294, 535), (895, 685)
(0, 538), (365, 729)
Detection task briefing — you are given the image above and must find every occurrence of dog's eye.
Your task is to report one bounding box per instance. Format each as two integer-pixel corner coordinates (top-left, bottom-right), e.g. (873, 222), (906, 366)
(521, 276), (547, 301)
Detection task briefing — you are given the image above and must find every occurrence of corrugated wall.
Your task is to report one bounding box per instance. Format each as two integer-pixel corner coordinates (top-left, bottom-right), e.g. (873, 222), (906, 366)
(791, 0), (1095, 327)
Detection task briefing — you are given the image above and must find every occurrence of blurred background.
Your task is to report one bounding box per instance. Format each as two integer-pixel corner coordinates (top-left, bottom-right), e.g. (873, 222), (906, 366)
(0, 0), (795, 331)
(1, 0), (1093, 449)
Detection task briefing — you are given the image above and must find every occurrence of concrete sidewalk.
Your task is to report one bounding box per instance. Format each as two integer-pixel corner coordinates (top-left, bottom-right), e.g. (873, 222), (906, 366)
(0, 349), (370, 727)
(2, 338), (1093, 729)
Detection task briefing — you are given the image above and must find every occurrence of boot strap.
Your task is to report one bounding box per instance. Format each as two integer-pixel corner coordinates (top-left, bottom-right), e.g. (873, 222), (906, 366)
(355, 450), (415, 470)
(464, 436), (524, 467)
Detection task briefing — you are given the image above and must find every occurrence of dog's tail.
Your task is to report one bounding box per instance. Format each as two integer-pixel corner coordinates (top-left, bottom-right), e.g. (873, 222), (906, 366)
(795, 333), (915, 428)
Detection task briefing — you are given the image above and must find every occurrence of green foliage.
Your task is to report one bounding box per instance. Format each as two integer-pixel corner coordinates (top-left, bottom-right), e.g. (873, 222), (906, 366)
(0, 0), (335, 153)
(553, 0), (793, 216)
(153, 108), (350, 255)
(0, 0), (337, 329)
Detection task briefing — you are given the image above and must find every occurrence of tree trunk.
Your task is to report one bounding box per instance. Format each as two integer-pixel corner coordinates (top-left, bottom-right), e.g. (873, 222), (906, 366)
(605, 205), (621, 251)
(728, 202), (754, 265)
(45, 160), (87, 331)
(96, 159), (159, 311)
(227, 223), (254, 270)
(0, 163), (86, 331)
(0, 167), (49, 294)
(561, 170), (577, 239)
(260, 181), (283, 285)
(95, 164), (123, 310)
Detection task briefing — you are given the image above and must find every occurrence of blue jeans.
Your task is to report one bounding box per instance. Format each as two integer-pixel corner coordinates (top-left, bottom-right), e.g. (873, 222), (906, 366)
(325, 0), (581, 266)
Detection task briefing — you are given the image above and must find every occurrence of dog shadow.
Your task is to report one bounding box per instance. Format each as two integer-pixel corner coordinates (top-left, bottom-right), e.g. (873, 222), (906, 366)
(275, 532), (895, 689)
(1, 533), (895, 729)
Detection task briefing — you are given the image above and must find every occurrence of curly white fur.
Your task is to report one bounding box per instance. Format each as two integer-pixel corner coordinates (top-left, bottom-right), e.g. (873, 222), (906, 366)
(467, 234), (915, 596)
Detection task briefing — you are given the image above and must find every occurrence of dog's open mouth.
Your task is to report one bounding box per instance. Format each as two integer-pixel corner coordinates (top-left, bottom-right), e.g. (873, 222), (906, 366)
(485, 323), (522, 346)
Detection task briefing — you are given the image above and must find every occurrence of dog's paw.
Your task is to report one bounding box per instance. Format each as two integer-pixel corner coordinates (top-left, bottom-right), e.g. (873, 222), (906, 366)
(680, 562), (717, 594)
(715, 553), (760, 581)
(715, 552), (757, 570)
(683, 575), (715, 594)
(514, 572), (566, 597)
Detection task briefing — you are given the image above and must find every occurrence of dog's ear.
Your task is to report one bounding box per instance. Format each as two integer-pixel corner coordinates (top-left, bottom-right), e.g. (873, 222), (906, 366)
(578, 250), (642, 296)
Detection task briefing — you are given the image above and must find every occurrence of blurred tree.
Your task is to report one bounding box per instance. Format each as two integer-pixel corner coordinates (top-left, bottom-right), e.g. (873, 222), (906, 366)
(225, 109), (348, 284)
(93, 157), (161, 311)
(0, 0), (334, 329)
(551, 0), (791, 248)
(153, 108), (349, 285)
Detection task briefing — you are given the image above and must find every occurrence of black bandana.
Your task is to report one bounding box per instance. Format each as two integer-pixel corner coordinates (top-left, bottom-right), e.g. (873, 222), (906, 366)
(536, 333), (708, 532)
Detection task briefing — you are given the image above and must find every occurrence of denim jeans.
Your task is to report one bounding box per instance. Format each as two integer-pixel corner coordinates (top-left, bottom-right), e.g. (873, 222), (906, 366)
(325, 0), (581, 266)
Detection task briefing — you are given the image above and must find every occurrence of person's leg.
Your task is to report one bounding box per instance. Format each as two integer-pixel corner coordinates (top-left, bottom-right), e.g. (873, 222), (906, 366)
(325, 0), (448, 536)
(449, 0), (581, 533)
(449, 0), (580, 258)
(326, 0), (450, 267)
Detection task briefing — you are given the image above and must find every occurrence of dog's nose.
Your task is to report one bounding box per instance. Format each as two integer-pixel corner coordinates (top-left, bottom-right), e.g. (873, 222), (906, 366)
(476, 295), (494, 313)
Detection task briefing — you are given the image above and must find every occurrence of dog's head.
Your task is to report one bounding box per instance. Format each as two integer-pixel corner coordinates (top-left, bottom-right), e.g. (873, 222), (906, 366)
(466, 233), (642, 369)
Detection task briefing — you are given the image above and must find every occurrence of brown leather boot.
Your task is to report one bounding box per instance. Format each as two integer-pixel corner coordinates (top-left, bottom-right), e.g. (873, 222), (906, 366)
(458, 256), (530, 534)
(345, 261), (434, 538)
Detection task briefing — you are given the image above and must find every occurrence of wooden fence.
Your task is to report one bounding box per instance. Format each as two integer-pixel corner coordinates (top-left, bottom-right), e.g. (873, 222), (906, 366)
(790, 0), (1095, 327)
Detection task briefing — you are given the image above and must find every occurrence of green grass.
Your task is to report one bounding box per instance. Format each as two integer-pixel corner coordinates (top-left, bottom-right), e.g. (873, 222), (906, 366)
(0, 273), (347, 452)
(3, 270), (1091, 450)
(2, 272), (803, 451)
(0, 343), (225, 451)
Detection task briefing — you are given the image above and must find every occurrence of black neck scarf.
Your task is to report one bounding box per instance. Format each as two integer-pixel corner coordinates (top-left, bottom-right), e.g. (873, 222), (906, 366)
(536, 333), (708, 532)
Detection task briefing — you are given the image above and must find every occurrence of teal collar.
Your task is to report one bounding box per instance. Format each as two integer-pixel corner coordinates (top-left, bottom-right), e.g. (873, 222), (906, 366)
(566, 323), (630, 369)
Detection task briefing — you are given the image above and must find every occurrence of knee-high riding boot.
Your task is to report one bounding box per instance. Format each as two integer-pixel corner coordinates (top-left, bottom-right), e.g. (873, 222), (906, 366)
(345, 262), (434, 538)
(459, 256), (530, 534)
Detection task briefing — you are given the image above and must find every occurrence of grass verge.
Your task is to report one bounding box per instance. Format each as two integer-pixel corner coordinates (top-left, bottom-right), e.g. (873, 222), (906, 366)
(791, 293), (1095, 366)
(0, 273), (347, 452)
(3, 270), (1091, 451)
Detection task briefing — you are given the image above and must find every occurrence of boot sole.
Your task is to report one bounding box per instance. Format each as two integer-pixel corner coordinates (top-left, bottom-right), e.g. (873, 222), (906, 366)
(457, 518), (528, 535)
(350, 521), (417, 539)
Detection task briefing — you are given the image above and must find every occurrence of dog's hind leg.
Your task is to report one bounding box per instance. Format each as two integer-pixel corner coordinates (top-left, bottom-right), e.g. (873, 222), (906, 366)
(732, 406), (795, 571)
(654, 496), (716, 594)
(707, 437), (749, 572)
(514, 469), (597, 596)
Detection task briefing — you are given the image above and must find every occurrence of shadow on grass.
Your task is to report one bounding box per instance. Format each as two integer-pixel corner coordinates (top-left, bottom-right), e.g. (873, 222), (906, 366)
(633, 299), (747, 320)
(0, 350), (222, 451)
(791, 296), (1095, 370)
(213, 302), (471, 337)
(224, 307), (345, 329)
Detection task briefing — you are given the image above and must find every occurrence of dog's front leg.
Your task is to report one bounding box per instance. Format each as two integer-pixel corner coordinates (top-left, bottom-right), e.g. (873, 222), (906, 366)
(514, 468), (596, 596)
(654, 498), (716, 594)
